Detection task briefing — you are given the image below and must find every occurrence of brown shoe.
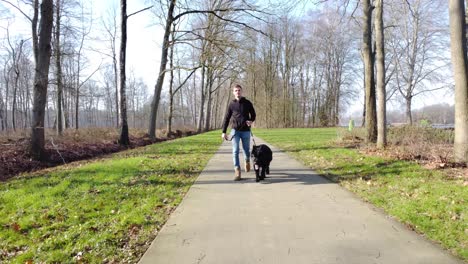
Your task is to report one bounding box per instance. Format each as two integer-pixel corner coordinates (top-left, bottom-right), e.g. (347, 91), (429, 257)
(245, 161), (250, 172)
(234, 167), (241, 181)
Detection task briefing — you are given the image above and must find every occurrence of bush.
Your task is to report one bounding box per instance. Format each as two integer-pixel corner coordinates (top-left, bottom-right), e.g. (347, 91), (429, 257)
(388, 125), (454, 145)
(336, 127), (366, 144)
(386, 125), (454, 163)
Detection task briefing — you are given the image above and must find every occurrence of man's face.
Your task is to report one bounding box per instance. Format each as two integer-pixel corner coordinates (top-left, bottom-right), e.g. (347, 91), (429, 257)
(233, 87), (242, 98)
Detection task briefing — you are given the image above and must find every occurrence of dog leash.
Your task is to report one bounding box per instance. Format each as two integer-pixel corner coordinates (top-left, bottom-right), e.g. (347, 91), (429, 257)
(225, 129), (257, 147)
(250, 130), (257, 146)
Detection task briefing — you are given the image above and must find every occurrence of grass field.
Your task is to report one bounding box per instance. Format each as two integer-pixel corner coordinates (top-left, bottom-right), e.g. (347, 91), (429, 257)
(1, 128), (466, 262)
(253, 127), (467, 261)
(0, 131), (221, 263)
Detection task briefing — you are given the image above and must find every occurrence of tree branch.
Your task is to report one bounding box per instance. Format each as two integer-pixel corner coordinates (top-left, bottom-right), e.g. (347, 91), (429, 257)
(0, 0), (32, 22)
(412, 85), (451, 97)
(78, 61), (103, 89)
(173, 8), (269, 21)
(127, 5), (153, 19)
(209, 11), (268, 36)
(173, 66), (200, 95)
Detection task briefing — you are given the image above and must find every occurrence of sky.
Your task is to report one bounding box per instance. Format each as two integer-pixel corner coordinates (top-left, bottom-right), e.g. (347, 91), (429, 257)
(93, 0), (163, 89)
(0, 0), (456, 118)
(0, 0), (163, 90)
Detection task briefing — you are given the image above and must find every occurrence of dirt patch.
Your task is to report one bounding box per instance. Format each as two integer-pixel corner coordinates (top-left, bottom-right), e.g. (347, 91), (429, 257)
(0, 129), (196, 181)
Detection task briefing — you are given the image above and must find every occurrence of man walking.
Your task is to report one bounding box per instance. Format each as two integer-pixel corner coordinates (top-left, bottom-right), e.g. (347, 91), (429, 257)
(222, 84), (256, 181)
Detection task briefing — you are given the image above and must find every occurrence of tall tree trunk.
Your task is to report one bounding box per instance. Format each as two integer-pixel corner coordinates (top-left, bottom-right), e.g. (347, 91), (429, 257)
(113, 57), (119, 128)
(192, 68), (197, 125)
(75, 33), (85, 129)
(119, 0), (130, 146)
(204, 75), (213, 132)
(75, 81), (79, 129)
(55, 0), (63, 135)
(30, 0), (54, 161)
(405, 97), (413, 125)
(449, 0), (468, 164)
(167, 24), (175, 137)
(375, 0), (386, 148)
(197, 64), (206, 133)
(63, 93), (69, 128)
(9, 39), (24, 132)
(32, 0), (39, 64)
(362, 0), (377, 143)
(3, 67), (10, 130)
(12, 72), (18, 131)
(148, 0), (175, 139)
(0, 91), (4, 130)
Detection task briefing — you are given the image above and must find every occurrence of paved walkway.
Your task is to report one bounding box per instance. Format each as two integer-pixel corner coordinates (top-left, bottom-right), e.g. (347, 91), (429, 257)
(138, 138), (463, 264)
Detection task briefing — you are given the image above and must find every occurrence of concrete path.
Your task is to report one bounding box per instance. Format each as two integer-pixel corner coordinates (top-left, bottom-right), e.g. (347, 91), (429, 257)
(138, 138), (464, 264)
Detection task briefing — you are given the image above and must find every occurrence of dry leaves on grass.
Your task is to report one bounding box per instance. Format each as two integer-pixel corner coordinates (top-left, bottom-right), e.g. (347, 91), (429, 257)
(359, 143), (468, 184)
(0, 129), (196, 181)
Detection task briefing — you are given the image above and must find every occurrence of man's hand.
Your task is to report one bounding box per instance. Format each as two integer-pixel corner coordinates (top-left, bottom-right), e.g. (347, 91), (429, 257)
(222, 133), (228, 140)
(246, 120), (253, 126)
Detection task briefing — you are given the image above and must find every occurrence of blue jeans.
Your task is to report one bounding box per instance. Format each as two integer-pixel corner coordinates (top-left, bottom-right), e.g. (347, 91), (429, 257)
(231, 129), (251, 168)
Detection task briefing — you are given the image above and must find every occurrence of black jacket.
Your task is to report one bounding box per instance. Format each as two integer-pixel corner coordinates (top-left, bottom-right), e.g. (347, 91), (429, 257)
(222, 97), (256, 133)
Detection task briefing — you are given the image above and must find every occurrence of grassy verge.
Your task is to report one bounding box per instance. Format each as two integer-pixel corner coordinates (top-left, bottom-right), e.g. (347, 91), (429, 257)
(0, 131), (221, 263)
(254, 128), (467, 261)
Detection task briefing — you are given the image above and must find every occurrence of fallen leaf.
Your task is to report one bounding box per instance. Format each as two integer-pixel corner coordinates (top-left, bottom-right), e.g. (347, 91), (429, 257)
(11, 222), (20, 232)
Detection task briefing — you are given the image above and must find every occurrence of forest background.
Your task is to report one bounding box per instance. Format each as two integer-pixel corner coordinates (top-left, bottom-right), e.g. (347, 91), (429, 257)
(0, 0), (455, 136)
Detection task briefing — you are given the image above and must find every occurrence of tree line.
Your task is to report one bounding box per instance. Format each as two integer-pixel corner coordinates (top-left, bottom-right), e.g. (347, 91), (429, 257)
(0, 0), (466, 164)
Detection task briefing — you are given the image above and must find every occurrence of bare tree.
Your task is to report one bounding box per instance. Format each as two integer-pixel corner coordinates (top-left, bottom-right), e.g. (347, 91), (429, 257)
(119, 0), (130, 145)
(74, 3), (94, 130)
(375, 0), (386, 148)
(148, 0), (175, 139)
(362, 0), (377, 142)
(148, 0), (267, 139)
(388, 0), (449, 124)
(55, 0), (63, 135)
(5, 28), (25, 132)
(101, 5), (120, 128)
(30, 0), (54, 160)
(118, 3), (152, 145)
(449, 0), (468, 164)
(0, 57), (11, 131)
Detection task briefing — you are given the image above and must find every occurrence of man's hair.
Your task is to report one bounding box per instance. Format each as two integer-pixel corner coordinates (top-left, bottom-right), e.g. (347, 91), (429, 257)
(233, 84), (242, 90)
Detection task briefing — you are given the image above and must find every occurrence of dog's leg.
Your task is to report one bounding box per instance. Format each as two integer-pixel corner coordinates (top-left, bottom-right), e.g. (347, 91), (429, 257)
(260, 166), (266, 180)
(254, 163), (260, 182)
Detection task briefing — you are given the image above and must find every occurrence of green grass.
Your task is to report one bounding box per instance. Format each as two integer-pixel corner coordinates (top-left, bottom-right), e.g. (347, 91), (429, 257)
(0, 131), (221, 263)
(253, 128), (467, 261)
(1, 128), (466, 262)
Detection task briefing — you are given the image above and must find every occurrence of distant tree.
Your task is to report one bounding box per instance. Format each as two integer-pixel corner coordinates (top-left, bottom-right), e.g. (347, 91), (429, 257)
(388, 0), (449, 125)
(74, 4), (93, 130)
(413, 103), (454, 124)
(5, 29), (26, 132)
(55, 0), (63, 135)
(101, 5), (120, 128)
(148, 0), (267, 139)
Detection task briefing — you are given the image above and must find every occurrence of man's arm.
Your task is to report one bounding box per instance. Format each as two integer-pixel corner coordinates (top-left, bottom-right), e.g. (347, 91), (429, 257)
(249, 101), (256, 122)
(245, 101), (256, 127)
(221, 103), (232, 139)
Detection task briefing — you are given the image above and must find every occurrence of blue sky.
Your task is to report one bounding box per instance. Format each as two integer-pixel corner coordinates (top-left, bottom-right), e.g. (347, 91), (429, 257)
(0, 0), (455, 117)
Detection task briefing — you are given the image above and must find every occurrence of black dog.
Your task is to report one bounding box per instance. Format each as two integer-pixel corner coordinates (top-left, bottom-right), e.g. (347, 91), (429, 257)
(251, 144), (273, 182)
